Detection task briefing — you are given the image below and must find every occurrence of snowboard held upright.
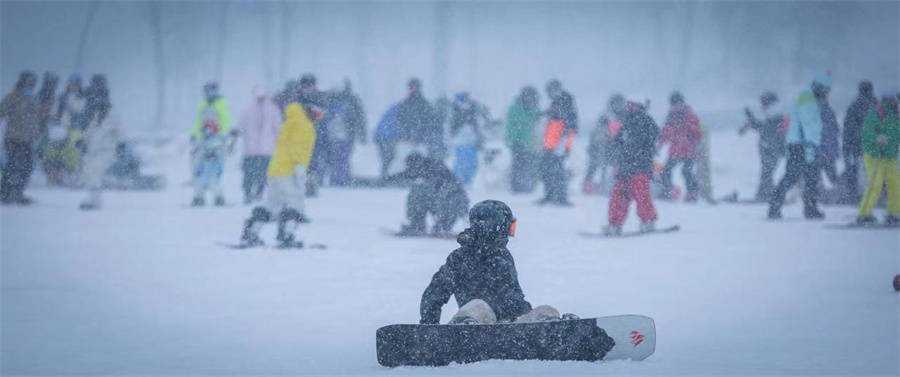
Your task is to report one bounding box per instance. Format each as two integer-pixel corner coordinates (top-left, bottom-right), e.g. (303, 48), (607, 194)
(376, 315), (655, 367)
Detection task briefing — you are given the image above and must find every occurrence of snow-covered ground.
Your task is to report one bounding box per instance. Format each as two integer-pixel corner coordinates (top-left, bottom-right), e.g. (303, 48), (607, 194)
(2, 130), (898, 376)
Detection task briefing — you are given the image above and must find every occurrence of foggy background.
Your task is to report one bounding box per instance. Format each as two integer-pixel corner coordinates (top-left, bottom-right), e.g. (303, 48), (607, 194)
(2, 1), (898, 138)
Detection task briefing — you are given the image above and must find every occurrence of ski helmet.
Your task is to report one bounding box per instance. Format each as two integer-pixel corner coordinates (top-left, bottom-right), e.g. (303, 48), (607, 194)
(468, 200), (516, 237)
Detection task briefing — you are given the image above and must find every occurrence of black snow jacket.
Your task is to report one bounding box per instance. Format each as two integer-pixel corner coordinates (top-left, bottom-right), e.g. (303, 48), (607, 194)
(842, 94), (877, 157)
(420, 228), (532, 324)
(547, 91), (579, 132)
(612, 103), (659, 178)
(396, 93), (439, 145)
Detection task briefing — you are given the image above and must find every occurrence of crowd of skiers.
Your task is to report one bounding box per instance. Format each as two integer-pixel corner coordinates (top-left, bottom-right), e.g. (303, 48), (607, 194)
(1, 70), (122, 209)
(3, 68), (898, 232)
(735, 73), (900, 225)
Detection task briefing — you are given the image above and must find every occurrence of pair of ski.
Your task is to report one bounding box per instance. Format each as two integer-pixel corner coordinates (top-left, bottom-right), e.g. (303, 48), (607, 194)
(217, 241), (327, 250)
(376, 314), (656, 367)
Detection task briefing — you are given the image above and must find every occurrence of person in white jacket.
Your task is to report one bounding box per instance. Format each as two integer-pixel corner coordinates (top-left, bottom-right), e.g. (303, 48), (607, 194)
(238, 85), (282, 204)
(79, 100), (120, 210)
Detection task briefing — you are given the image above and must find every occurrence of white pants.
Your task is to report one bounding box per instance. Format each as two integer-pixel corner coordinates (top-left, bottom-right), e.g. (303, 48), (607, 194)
(450, 299), (560, 324)
(266, 166), (306, 214)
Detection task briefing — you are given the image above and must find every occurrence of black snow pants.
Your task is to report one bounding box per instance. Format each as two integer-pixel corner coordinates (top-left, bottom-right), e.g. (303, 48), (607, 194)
(1, 139), (35, 202)
(768, 144), (820, 216)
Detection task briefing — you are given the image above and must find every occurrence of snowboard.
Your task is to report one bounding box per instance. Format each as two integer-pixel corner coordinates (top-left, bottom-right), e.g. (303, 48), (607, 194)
(579, 225), (680, 238)
(824, 222), (900, 230)
(381, 228), (458, 240)
(376, 315), (655, 367)
(216, 241), (327, 250)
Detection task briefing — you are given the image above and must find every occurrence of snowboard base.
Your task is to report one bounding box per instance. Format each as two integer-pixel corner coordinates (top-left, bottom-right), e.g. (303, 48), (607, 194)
(376, 315), (655, 367)
(579, 225), (680, 238)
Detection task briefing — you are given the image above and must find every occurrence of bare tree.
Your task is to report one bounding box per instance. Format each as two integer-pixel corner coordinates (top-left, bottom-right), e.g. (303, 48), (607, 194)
(149, 2), (166, 130)
(215, 1), (229, 83)
(76, 1), (101, 71)
(280, 0), (291, 83)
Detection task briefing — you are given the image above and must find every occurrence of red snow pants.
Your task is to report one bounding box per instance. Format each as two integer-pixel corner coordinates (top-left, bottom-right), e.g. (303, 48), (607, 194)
(608, 173), (657, 226)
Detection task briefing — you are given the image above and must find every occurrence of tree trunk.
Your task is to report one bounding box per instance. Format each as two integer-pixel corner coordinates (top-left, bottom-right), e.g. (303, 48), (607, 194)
(76, 1), (101, 71)
(215, 1), (229, 83)
(149, 2), (166, 130)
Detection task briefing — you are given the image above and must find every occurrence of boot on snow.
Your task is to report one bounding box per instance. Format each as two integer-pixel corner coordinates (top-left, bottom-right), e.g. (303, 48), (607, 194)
(856, 215), (878, 225)
(398, 223), (427, 237)
(214, 196), (225, 207)
(191, 197), (205, 207)
(602, 224), (622, 237)
(276, 208), (304, 248)
(885, 215), (900, 227)
(804, 208), (825, 220)
(639, 221), (656, 233)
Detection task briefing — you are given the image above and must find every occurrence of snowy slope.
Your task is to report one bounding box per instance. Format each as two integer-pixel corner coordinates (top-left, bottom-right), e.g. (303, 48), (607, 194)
(2, 130), (898, 376)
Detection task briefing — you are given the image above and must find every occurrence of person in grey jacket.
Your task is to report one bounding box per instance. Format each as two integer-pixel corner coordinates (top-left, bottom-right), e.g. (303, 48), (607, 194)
(1, 71), (40, 204)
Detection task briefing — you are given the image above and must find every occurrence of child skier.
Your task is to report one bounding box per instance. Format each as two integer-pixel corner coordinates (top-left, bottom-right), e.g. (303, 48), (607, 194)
(239, 103), (316, 248)
(191, 82), (231, 206)
(604, 100), (660, 235)
(192, 122), (228, 206)
(419, 200), (564, 324)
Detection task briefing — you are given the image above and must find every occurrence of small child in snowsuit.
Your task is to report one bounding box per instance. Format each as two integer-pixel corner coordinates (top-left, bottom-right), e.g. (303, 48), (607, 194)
(240, 103), (316, 248)
(192, 123), (227, 206)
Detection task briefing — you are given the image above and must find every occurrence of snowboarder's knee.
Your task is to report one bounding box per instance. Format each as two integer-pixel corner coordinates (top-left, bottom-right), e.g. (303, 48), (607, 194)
(515, 305), (560, 323)
(451, 299), (497, 325)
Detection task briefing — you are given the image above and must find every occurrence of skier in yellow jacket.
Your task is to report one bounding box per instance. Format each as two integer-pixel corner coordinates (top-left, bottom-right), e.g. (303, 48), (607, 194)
(239, 103), (316, 248)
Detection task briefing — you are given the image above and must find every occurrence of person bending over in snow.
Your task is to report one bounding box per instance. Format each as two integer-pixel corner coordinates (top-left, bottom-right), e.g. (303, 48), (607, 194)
(387, 152), (469, 237)
(420, 200), (566, 324)
(239, 103), (316, 248)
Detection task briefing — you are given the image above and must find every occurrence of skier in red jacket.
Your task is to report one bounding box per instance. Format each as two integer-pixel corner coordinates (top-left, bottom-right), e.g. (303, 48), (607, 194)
(658, 91), (702, 201)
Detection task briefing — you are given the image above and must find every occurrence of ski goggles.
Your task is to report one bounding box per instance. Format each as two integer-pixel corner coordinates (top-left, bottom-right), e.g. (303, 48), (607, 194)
(509, 220), (517, 237)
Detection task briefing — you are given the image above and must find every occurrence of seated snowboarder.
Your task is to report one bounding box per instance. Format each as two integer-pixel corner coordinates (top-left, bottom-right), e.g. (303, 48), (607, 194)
(387, 152), (469, 236)
(239, 103), (316, 248)
(419, 200), (565, 324)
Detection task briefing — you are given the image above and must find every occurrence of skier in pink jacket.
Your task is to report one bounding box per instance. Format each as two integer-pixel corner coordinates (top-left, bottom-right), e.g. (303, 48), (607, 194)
(238, 85), (283, 204)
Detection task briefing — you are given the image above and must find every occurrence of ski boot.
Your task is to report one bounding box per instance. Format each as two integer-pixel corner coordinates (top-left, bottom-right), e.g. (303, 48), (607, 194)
(767, 207), (782, 220)
(239, 207), (271, 248)
(14, 195), (33, 205)
(191, 196), (205, 207)
(684, 193), (698, 203)
(856, 215), (878, 226)
(214, 196), (225, 207)
(639, 221), (656, 233)
(804, 208), (825, 220)
(276, 208), (304, 249)
(885, 215), (900, 227)
(602, 224), (622, 237)
(397, 223), (426, 237)
(79, 202), (99, 211)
